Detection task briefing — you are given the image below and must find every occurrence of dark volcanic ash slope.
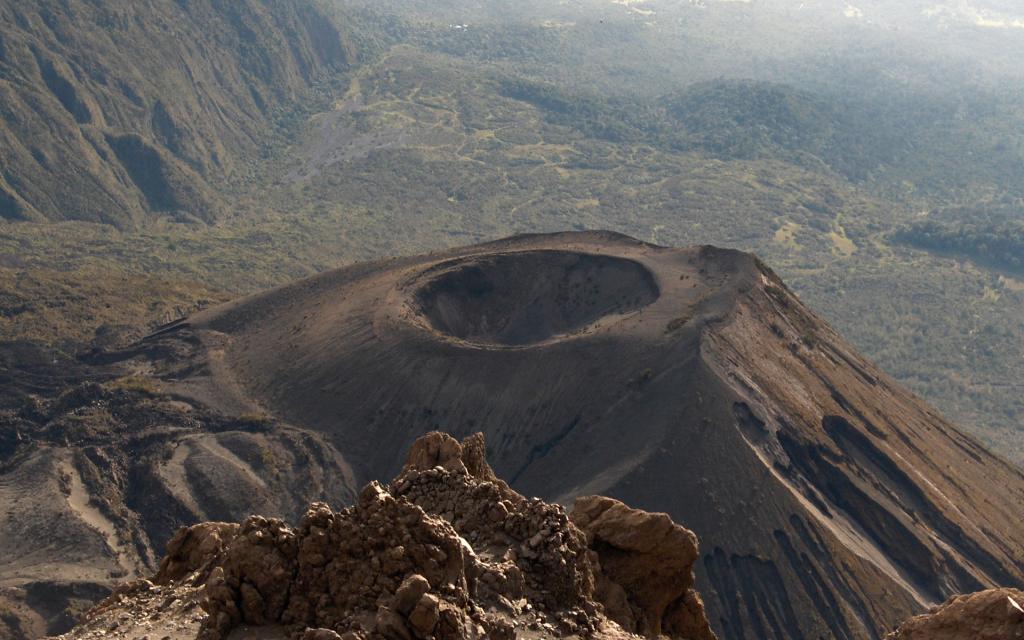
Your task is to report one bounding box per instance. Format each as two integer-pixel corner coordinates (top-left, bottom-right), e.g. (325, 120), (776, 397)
(141, 231), (1024, 640)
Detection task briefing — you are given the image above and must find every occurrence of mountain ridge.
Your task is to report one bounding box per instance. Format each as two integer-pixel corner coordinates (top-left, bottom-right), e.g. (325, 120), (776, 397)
(0, 0), (351, 227)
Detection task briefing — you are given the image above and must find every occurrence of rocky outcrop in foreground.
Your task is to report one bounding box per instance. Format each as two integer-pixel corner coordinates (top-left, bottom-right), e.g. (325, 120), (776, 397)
(53, 430), (1024, 640)
(884, 588), (1024, 640)
(570, 496), (711, 639)
(58, 432), (716, 640)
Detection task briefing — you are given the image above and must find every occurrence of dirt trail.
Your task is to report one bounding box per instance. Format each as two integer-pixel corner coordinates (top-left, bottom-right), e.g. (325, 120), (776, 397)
(60, 458), (138, 576)
(158, 441), (207, 521)
(198, 437), (269, 490)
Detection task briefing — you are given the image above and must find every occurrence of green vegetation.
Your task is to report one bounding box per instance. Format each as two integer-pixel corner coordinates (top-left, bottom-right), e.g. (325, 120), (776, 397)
(259, 445), (282, 478)
(108, 376), (162, 395)
(237, 413), (274, 429)
(893, 204), (1024, 274)
(665, 315), (691, 334)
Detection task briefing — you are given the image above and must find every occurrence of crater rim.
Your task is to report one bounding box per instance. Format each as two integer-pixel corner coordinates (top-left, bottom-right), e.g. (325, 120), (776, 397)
(407, 249), (660, 348)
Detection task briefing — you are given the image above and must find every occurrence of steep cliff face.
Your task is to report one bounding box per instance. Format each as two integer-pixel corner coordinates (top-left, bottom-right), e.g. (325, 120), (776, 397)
(134, 231), (1022, 639)
(0, 0), (351, 226)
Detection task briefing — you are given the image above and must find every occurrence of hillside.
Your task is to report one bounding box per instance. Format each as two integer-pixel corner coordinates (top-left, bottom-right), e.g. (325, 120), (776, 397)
(0, 0), (350, 227)
(0, 372), (357, 638)
(38, 232), (1017, 640)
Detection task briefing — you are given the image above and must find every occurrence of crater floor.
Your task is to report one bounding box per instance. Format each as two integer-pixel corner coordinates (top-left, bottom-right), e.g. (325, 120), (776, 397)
(411, 251), (659, 346)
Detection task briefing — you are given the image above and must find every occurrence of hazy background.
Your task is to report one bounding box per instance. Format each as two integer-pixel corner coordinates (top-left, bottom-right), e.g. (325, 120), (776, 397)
(1, 0), (1023, 463)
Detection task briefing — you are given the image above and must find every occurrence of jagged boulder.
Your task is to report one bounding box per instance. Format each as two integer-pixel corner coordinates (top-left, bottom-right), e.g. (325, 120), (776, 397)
(197, 432), (605, 640)
(391, 434), (595, 614)
(401, 431), (468, 474)
(199, 483), (476, 639)
(154, 522), (239, 585)
(570, 496), (716, 640)
(885, 588), (1024, 639)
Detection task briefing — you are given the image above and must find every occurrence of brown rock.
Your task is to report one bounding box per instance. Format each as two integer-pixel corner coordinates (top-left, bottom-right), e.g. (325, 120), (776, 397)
(886, 588), (1024, 640)
(407, 594), (441, 638)
(459, 432), (500, 483)
(303, 629), (344, 640)
(154, 522), (239, 585)
(376, 606), (412, 640)
(434, 607), (471, 640)
(239, 582), (266, 624)
(665, 590), (716, 640)
(394, 574), (430, 615)
(571, 495), (716, 640)
(401, 432), (466, 474)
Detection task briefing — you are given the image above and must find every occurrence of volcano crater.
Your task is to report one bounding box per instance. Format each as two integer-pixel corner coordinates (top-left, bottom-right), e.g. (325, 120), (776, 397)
(410, 250), (659, 346)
